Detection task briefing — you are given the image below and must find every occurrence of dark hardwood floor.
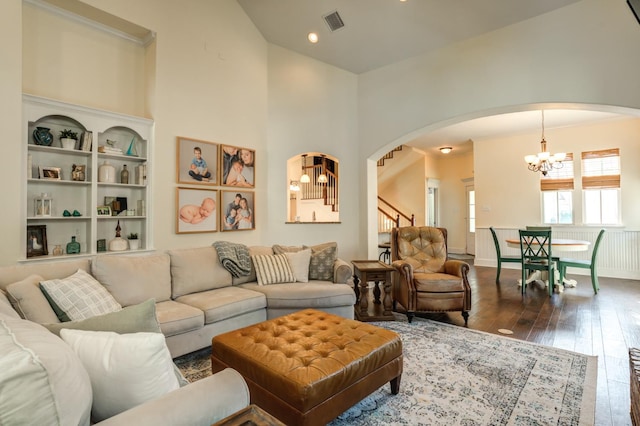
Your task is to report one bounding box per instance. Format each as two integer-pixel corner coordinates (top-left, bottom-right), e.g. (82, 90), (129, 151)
(401, 259), (638, 426)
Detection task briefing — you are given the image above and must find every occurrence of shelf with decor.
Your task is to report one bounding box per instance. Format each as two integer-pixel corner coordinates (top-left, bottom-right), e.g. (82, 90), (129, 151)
(22, 94), (153, 261)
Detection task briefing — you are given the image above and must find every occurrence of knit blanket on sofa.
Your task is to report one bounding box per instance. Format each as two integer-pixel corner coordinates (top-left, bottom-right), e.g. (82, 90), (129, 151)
(212, 241), (252, 278)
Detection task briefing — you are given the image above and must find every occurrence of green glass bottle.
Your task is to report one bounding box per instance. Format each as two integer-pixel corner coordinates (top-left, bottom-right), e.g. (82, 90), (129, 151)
(66, 236), (80, 254)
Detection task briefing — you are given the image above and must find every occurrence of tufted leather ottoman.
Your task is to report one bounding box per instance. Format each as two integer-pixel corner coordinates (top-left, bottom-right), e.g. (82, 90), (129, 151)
(211, 309), (403, 426)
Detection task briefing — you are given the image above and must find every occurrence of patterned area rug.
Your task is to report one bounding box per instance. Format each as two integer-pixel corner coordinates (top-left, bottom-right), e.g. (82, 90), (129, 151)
(174, 316), (597, 425)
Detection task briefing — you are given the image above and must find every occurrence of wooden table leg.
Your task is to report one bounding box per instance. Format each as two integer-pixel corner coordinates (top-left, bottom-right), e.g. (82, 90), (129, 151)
(358, 276), (369, 317)
(373, 281), (381, 304)
(382, 279), (393, 316)
(353, 275), (360, 303)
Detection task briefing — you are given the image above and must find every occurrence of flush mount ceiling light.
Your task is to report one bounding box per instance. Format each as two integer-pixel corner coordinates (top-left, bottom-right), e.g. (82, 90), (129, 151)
(307, 32), (319, 43)
(300, 154), (310, 183)
(524, 110), (566, 176)
(439, 147), (453, 154)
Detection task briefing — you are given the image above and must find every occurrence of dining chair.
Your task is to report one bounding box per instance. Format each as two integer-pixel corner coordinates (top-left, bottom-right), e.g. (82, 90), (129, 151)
(558, 229), (606, 294)
(526, 226), (559, 262)
(519, 229), (554, 296)
(489, 227), (521, 284)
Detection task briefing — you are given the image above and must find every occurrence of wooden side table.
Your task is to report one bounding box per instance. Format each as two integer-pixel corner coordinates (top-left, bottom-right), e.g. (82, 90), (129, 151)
(352, 260), (395, 321)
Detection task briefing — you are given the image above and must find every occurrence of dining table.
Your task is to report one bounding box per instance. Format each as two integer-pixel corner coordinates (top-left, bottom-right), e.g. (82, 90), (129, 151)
(505, 237), (591, 291)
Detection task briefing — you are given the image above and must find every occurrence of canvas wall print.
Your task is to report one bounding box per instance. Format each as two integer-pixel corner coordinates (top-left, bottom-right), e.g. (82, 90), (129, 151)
(220, 144), (255, 188)
(176, 137), (218, 185)
(176, 187), (218, 234)
(221, 191), (255, 231)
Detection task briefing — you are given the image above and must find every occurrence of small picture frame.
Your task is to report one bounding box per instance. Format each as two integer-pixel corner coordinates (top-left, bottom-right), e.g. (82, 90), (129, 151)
(176, 187), (218, 234)
(97, 206), (112, 216)
(26, 225), (48, 257)
(39, 166), (61, 180)
(221, 190), (255, 231)
(220, 145), (255, 188)
(176, 137), (218, 185)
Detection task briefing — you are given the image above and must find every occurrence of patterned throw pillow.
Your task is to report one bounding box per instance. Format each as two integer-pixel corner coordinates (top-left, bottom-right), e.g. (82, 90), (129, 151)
(304, 242), (337, 281)
(252, 254), (295, 285)
(39, 270), (122, 321)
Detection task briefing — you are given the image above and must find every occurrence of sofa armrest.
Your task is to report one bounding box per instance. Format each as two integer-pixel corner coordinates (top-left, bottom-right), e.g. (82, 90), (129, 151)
(96, 368), (249, 426)
(333, 258), (352, 283)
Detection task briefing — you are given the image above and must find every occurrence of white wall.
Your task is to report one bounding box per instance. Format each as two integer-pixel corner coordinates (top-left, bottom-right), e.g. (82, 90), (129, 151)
(475, 117), (640, 230)
(359, 0), (640, 258)
(267, 45), (359, 259)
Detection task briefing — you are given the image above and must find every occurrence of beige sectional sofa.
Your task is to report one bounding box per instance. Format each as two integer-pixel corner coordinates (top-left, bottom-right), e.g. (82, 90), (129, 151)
(0, 244), (355, 357)
(0, 243), (355, 425)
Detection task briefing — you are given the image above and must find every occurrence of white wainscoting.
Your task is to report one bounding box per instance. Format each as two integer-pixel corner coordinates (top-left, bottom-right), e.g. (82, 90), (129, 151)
(475, 227), (640, 280)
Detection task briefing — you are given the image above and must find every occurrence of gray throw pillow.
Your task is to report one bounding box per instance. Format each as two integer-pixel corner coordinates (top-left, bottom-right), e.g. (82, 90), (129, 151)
(304, 243), (337, 281)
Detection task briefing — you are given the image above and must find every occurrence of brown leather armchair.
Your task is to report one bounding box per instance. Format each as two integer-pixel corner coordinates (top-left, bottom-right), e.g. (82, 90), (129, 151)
(391, 226), (471, 325)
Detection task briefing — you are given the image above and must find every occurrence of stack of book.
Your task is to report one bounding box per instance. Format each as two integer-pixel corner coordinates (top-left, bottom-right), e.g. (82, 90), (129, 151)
(98, 145), (123, 155)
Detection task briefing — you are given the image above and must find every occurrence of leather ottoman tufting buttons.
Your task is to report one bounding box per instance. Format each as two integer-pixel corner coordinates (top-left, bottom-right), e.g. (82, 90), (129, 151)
(211, 308), (403, 426)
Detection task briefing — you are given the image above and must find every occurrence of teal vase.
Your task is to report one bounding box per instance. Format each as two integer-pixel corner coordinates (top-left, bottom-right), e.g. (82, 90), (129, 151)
(66, 236), (80, 254)
(33, 127), (53, 146)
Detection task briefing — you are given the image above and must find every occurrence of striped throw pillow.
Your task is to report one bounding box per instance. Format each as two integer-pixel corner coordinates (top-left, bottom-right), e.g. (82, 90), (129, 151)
(252, 254), (295, 285)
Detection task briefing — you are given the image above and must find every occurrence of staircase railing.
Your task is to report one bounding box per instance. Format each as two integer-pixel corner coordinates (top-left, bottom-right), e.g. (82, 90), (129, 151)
(377, 196), (414, 233)
(300, 164), (339, 212)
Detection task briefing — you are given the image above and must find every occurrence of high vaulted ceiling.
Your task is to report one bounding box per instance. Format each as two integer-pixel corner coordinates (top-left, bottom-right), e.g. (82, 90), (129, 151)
(237, 0), (635, 155)
(237, 0), (581, 74)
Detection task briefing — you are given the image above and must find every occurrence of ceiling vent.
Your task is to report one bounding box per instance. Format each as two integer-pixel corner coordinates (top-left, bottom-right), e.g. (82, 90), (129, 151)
(323, 10), (344, 32)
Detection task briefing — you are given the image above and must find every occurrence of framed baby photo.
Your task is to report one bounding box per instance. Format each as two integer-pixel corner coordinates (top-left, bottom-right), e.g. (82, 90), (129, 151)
(176, 137), (218, 185)
(220, 144), (255, 188)
(221, 191), (255, 231)
(176, 187), (218, 234)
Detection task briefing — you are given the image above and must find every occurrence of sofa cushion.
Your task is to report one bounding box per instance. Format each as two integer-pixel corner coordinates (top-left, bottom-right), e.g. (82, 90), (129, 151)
(0, 258), (91, 292)
(0, 314), (92, 426)
(240, 282), (356, 309)
(284, 249), (311, 283)
(91, 253), (171, 306)
(174, 287), (266, 324)
(5, 274), (59, 323)
(60, 329), (179, 422)
(168, 246), (232, 298)
(40, 270), (122, 321)
(232, 246), (273, 285)
(304, 242), (338, 281)
(155, 300), (205, 338)
(252, 254), (295, 285)
(272, 244), (303, 254)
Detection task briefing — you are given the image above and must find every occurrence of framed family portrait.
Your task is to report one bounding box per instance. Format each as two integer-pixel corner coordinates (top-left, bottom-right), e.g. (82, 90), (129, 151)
(176, 187), (218, 234)
(220, 144), (255, 188)
(176, 137), (218, 185)
(26, 225), (48, 257)
(221, 190), (255, 231)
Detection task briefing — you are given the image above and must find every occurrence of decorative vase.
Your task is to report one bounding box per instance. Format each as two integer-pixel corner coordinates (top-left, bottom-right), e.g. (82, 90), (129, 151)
(52, 245), (63, 256)
(66, 236), (80, 254)
(98, 161), (116, 183)
(121, 164), (129, 184)
(33, 127), (53, 146)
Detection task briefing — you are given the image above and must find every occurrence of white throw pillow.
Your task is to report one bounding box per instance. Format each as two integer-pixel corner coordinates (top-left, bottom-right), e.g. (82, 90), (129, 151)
(60, 329), (180, 422)
(40, 270), (121, 321)
(284, 249), (312, 283)
(0, 315), (92, 426)
(252, 253), (295, 285)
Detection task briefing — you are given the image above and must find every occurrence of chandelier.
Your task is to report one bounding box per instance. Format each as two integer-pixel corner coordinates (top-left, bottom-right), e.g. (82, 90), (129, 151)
(524, 110), (566, 176)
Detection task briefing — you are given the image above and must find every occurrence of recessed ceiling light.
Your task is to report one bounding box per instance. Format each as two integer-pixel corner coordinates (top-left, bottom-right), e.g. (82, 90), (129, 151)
(308, 32), (319, 43)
